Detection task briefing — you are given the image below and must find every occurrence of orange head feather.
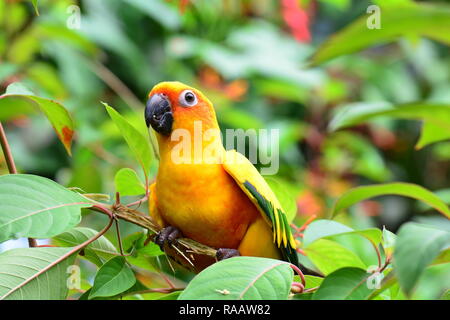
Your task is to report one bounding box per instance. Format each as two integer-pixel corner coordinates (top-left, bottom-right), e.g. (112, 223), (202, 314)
(146, 81), (219, 137)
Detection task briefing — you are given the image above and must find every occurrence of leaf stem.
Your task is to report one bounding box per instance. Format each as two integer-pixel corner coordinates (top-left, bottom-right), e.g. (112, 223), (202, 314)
(126, 195), (148, 208)
(290, 264), (306, 287)
(159, 271), (176, 289)
(369, 239), (382, 268)
(114, 192), (125, 255)
(114, 219), (124, 256)
(94, 203), (218, 273)
(303, 286), (319, 293)
(378, 256), (391, 273)
(122, 287), (184, 297)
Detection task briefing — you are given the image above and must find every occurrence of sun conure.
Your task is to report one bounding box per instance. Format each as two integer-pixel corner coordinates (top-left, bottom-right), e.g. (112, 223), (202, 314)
(145, 81), (299, 271)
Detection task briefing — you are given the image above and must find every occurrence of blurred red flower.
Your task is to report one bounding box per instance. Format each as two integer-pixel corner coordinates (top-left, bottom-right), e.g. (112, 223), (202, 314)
(281, 0), (311, 43)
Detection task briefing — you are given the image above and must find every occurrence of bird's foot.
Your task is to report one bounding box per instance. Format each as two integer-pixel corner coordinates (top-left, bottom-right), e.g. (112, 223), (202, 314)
(216, 248), (240, 261)
(155, 226), (182, 250)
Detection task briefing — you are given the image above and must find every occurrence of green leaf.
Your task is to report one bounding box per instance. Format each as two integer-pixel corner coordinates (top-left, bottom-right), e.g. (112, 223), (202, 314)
(81, 279), (149, 300)
(332, 183), (450, 219)
(303, 275), (324, 289)
(393, 222), (450, 296)
(89, 256), (136, 299)
(433, 249), (450, 266)
(36, 23), (97, 56)
(121, 232), (162, 271)
(303, 220), (352, 246)
(305, 239), (367, 275)
(265, 177), (298, 222)
(53, 227), (118, 267)
(0, 247), (77, 300)
(114, 168), (146, 196)
(329, 102), (450, 149)
(104, 103), (153, 180)
(382, 226), (397, 257)
(31, 0), (39, 15)
(303, 220), (382, 247)
(417, 190), (450, 213)
(292, 292), (313, 300)
(123, 231), (164, 257)
(178, 257), (293, 300)
(26, 62), (68, 100)
(119, 279), (149, 298)
(330, 102), (450, 132)
(0, 82), (76, 155)
(312, 267), (374, 300)
(322, 131), (391, 181)
(0, 174), (92, 243)
(310, 4), (450, 65)
(416, 122), (450, 149)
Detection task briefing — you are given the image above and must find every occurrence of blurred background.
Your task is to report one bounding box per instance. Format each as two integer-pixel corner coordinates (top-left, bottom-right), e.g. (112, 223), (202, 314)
(0, 0), (449, 299)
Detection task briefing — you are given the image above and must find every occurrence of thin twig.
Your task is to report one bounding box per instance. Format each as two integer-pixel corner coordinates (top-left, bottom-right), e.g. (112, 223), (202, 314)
(290, 264), (306, 287)
(115, 219), (124, 256)
(303, 286), (319, 293)
(93, 203), (218, 273)
(0, 122), (17, 174)
(126, 195), (148, 208)
(298, 214), (317, 232)
(172, 244), (195, 268)
(378, 256), (391, 273)
(369, 240), (382, 268)
(158, 272), (176, 289)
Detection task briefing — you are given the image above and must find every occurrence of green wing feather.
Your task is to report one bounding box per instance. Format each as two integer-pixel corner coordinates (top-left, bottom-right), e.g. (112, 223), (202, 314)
(223, 150), (299, 267)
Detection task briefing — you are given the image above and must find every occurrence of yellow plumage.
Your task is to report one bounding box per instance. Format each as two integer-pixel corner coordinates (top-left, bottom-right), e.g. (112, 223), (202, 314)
(146, 81), (298, 270)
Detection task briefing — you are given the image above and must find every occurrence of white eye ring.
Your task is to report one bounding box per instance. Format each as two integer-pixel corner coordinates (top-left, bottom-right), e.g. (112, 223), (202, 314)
(179, 90), (198, 107)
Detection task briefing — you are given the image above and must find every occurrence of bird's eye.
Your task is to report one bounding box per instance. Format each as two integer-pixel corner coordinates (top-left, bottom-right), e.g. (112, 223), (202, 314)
(179, 90), (198, 107)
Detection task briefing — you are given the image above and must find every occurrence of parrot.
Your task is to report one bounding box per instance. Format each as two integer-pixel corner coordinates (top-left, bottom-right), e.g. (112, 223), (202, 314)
(145, 81), (299, 271)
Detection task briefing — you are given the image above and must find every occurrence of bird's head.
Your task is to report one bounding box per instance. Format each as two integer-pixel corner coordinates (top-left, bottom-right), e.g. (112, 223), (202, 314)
(145, 81), (219, 137)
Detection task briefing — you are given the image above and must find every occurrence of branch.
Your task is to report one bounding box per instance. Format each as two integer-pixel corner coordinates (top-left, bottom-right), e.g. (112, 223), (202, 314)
(93, 203), (218, 272)
(90, 61), (143, 112)
(369, 239), (382, 268)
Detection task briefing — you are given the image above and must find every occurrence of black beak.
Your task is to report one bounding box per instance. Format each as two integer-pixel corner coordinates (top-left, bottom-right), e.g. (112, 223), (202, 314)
(145, 93), (173, 136)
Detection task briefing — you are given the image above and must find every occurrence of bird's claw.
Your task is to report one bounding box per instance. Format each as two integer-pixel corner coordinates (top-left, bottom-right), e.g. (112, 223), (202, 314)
(216, 248), (240, 261)
(155, 226), (182, 250)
